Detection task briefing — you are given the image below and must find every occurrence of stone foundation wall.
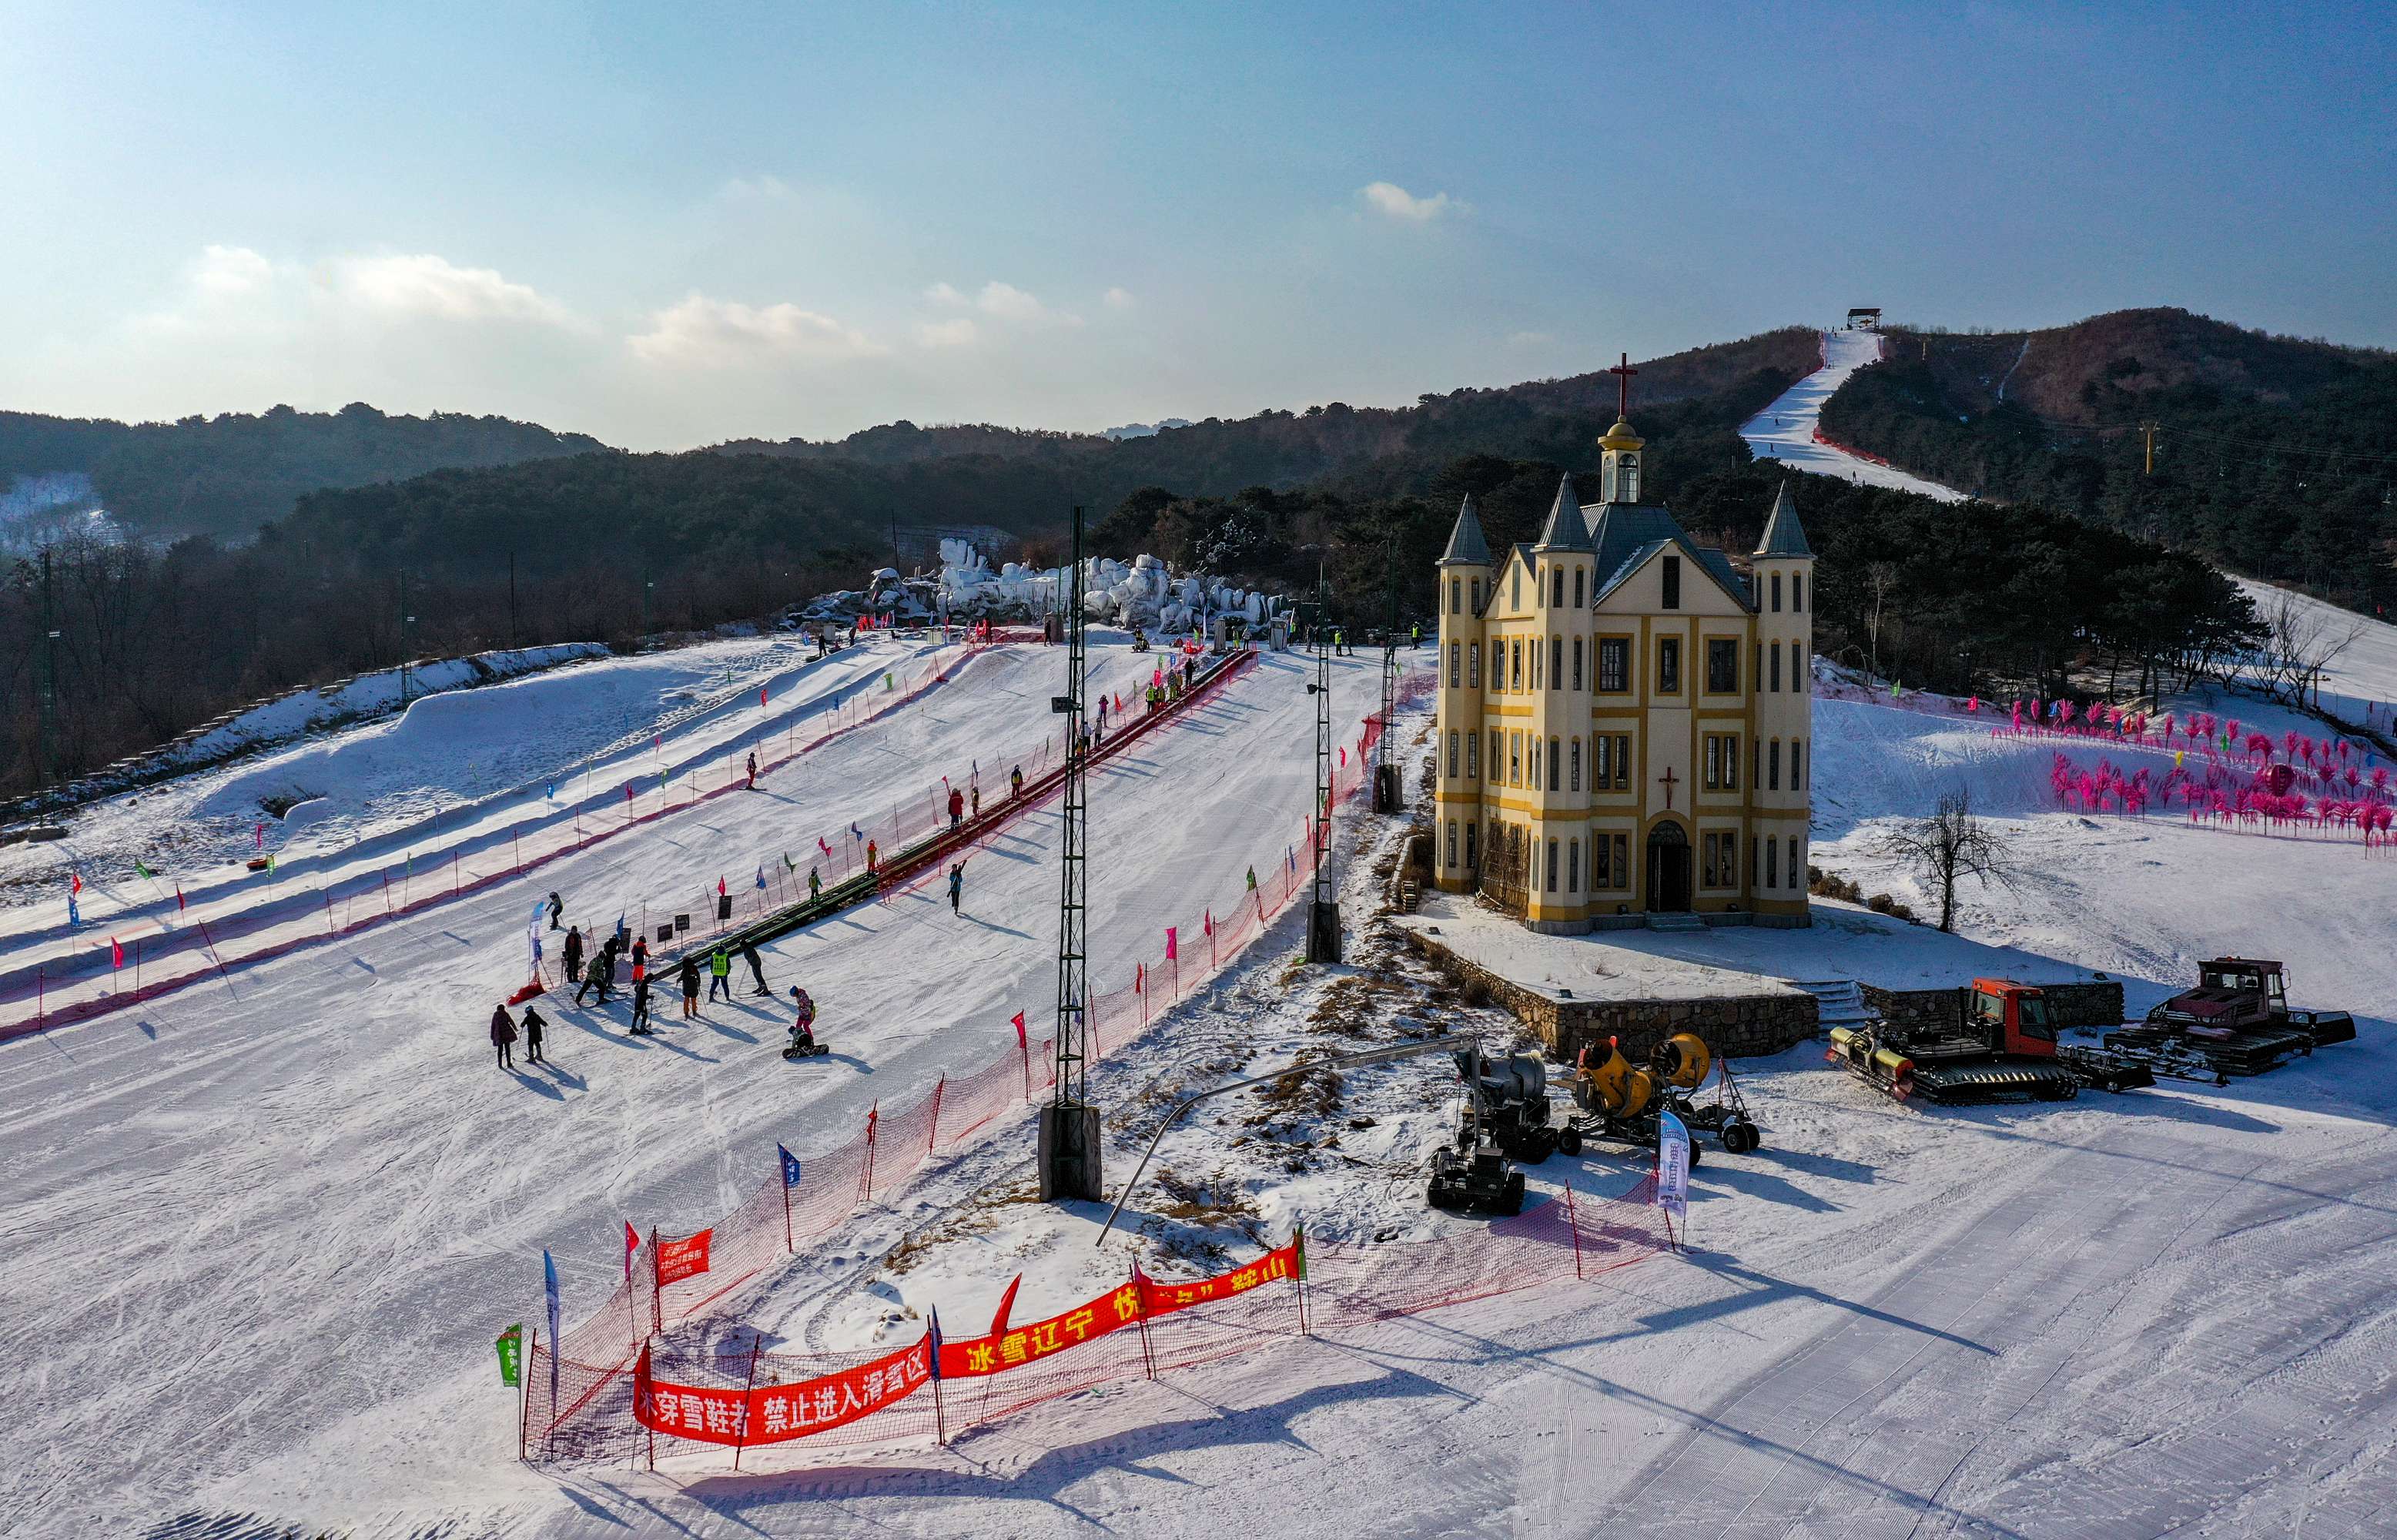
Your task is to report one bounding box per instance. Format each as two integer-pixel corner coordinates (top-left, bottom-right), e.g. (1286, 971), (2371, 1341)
(1405, 932), (1820, 1063)
(1861, 979), (2125, 1033)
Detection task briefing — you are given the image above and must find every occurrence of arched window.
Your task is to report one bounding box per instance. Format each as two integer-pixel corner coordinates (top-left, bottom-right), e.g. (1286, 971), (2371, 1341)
(1529, 736), (1542, 788)
(1570, 738), (1582, 791)
(1546, 838), (1559, 892)
(1769, 738), (1782, 791)
(1468, 642), (1480, 689)
(1770, 572), (1783, 613)
(1448, 641), (1460, 688)
(1574, 567), (1585, 608)
(1568, 837), (1580, 893)
(1447, 729), (1459, 778)
(1548, 735), (1561, 792)
(1465, 820), (1477, 870)
(1770, 641), (1782, 693)
(1787, 836), (1801, 889)
(1792, 573), (1804, 613)
(1449, 576), (1460, 614)
(1572, 637), (1583, 690)
(1766, 835), (1779, 890)
(1511, 640), (1522, 690)
(1467, 732), (1480, 778)
(1445, 820), (1457, 868)
(1471, 577), (1482, 612)
(1552, 567), (1565, 606)
(1551, 635), (1563, 688)
(1793, 738), (1803, 788)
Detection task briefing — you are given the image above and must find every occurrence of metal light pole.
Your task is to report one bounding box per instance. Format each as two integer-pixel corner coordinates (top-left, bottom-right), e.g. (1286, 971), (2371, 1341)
(397, 568), (411, 705)
(35, 549), (59, 788)
(1305, 557), (1342, 963)
(1040, 504), (1102, 1202)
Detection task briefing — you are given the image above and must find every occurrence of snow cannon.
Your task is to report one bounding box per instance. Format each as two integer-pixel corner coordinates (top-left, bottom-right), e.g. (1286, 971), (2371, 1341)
(1452, 1046), (1558, 1162)
(1655, 1032), (1712, 1090)
(1572, 1037), (1655, 1120)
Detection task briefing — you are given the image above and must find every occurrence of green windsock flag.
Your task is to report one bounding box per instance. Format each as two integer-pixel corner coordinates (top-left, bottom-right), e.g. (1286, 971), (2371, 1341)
(135, 860), (154, 879)
(1294, 1220), (1307, 1281)
(495, 1324), (523, 1387)
(265, 854), (277, 875)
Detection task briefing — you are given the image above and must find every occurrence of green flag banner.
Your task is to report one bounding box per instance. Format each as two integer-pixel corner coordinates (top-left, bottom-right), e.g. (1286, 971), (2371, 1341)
(496, 1324), (523, 1388)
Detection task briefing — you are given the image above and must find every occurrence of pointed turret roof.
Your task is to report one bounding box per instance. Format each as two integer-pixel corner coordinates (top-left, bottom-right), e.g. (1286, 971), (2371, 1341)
(1755, 480), (1814, 558)
(1438, 494), (1493, 565)
(1532, 474), (1594, 551)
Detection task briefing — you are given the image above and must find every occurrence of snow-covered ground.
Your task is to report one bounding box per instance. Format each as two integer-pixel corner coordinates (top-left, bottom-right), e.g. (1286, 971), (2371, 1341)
(12, 357), (2397, 1535)
(1740, 329), (1970, 502)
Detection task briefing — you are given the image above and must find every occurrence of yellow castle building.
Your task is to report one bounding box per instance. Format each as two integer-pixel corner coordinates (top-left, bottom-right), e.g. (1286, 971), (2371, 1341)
(1431, 413), (1815, 932)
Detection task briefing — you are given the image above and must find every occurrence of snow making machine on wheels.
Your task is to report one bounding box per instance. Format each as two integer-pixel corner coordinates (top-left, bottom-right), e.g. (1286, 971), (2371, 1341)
(1831, 979), (2156, 1104)
(1565, 1033), (1759, 1160)
(2106, 958), (2357, 1077)
(1427, 1046), (1534, 1215)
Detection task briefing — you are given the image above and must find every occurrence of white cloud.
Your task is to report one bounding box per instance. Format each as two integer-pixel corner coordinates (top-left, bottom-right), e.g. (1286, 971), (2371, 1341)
(1103, 286), (1135, 311)
(190, 244), (275, 300)
(915, 316), (979, 349)
(132, 245), (581, 336)
(718, 174), (794, 202)
(328, 253), (579, 327)
(926, 279), (1081, 327)
(628, 294), (885, 366)
(1360, 181), (1456, 223)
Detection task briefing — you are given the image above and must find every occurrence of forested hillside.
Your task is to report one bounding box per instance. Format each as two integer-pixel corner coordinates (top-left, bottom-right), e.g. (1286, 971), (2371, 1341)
(0, 403), (608, 542)
(1823, 310), (2396, 615)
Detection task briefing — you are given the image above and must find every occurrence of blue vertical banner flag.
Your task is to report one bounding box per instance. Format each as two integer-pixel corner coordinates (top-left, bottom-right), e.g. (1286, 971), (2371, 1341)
(541, 1249), (562, 1403)
(1655, 1110), (1691, 1238)
(926, 1306), (943, 1381)
(778, 1143), (802, 1187)
(755, 865), (767, 891)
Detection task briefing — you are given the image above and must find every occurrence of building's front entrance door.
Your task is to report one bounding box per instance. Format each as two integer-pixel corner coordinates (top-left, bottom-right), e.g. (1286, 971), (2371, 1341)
(1645, 822), (1692, 912)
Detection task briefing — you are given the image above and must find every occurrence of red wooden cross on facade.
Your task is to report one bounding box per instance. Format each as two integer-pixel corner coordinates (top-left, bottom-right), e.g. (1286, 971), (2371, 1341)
(1608, 352), (1639, 417)
(1657, 764), (1679, 810)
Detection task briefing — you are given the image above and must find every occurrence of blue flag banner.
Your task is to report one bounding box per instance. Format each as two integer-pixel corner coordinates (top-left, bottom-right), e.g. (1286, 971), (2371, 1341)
(851, 823), (864, 841)
(778, 1143), (802, 1187)
(755, 866), (767, 890)
(926, 1306), (943, 1381)
(541, 1250), (563, 1401)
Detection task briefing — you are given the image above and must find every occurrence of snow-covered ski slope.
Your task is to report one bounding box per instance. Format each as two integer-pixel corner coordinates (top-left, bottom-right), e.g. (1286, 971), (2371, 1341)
(1741, 328), (1968, 501)
(0, 636), (1385, 1536)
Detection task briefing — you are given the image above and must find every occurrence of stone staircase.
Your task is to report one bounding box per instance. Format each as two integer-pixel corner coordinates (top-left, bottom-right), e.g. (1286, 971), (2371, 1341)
(1644, 912), (1707, 933)
(1792, 978), (1875, 1033)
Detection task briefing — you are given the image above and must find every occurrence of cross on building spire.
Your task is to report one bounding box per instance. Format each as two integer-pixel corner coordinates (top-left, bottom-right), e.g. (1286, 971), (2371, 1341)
(1608, 352), (1639, 418)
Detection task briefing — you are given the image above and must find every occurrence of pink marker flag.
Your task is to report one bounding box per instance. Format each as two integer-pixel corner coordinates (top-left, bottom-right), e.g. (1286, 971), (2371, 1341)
(1204, 909), (1214, 936)
(1135, 962), (1145, 993)
(624, 1220), (640, 1281)
(1012, 1011), (1027, 1050)
(111, 936), (123, 970)
(1164, 926), (1178, 961)
(759, 686), (768, 707)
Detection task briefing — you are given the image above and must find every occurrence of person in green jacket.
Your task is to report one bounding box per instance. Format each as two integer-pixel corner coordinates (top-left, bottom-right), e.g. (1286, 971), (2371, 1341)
(808, 867), (822, 902)
(707, 944), (732, 1003)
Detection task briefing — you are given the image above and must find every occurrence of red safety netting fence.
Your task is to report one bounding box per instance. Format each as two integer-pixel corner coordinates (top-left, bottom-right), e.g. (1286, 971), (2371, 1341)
(525, 1169), (1669, 1468)
(531, 669), (1435, 1442)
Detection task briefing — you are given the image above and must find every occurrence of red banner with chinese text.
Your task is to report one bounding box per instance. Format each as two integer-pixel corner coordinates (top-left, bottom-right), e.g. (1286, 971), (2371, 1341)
(1136, 1238), (1299, 1321)
(936, 1277), (1146, 1378)
(632, 1335), (932, 1445)
(655, 1229), (713, 1285)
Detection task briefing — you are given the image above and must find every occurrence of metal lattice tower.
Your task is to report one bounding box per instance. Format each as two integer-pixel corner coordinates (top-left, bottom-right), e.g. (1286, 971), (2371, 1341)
(1053, 507), (1090, 1106)
(1305, 563), (1343, 962)
(1040, 504), (1103, 1199)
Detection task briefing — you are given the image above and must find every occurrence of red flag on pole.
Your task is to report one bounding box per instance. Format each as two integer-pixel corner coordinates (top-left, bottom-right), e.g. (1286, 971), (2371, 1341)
(1135, 962), (1145, 993)
(1013, 1010), (1027, 1050)
(1164, 926), (1177, 961)
(624, 1221), (639, 1281)
(717, 875), (727, 897)
(759, 686), (768, 707)
(1204, 909), (1214, 936)
(111, 936), (123, 970)
(176, 884), (186, 914)
(72, 870), (82, 895)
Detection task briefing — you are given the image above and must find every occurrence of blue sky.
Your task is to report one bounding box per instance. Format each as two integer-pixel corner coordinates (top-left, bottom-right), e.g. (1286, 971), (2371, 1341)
(4, 1), (2390, 450)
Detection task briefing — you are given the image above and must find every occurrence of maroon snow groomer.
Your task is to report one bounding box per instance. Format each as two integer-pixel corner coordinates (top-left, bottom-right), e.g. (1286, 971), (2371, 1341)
(2107, 958), (2358, 1076)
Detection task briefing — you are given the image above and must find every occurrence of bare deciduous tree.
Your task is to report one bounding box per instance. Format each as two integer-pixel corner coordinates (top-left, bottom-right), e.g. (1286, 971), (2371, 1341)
(2255, 589), (2362, 710)
(1864, 561), (1900, 681)
(1873, 788), (2017, 932)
